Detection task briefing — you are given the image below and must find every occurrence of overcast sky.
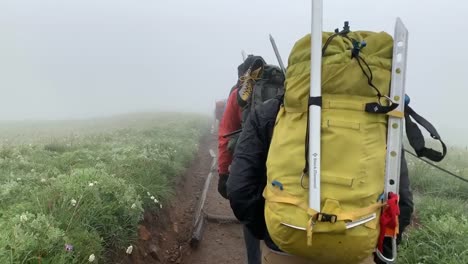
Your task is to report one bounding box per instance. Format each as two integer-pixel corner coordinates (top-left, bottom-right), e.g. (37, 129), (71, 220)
(0, 0), (466, 145)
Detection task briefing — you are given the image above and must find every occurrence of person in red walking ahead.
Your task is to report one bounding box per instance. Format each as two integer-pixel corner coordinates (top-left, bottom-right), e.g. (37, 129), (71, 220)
(217, 55), (263, 198)
(217, 90), (240, 190)
(217, 55), (265, 264)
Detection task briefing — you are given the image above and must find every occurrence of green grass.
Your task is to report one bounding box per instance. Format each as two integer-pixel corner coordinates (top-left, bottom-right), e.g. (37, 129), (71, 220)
(398, 147), (468, 264)
(2, 113), (465, 263)
(0, 113), (209, 264)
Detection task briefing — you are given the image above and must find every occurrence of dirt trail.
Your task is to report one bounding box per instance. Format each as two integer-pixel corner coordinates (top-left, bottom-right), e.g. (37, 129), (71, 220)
(116, 133), (245, 264)
(182, 135), (246, 264)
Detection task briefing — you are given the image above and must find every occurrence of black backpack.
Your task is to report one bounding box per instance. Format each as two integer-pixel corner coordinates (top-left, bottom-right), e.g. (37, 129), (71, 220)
(227, 64), (285, 153)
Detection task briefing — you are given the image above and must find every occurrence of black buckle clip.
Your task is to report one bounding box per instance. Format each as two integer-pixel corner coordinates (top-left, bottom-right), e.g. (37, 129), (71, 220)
(317, 213), (338, 223)
(335, 21), (350, 35)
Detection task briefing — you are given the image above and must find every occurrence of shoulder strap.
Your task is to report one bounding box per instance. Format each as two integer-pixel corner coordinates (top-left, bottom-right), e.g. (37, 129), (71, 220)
(405, 106), (447, 162)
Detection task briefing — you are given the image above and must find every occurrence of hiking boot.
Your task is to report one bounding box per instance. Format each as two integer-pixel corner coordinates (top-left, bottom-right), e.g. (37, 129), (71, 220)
(237, 58), (264, 108)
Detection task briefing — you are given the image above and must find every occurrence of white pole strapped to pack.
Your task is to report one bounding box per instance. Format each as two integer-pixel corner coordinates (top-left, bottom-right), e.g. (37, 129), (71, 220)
(308, 0), (323, 212)
(375, 17), (409, 264)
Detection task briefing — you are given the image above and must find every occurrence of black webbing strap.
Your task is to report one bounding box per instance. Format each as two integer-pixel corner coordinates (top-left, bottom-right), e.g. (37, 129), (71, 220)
(405, 106), (447, 162)
(365, 102), (399, 114)
(309, 96), (322, 107)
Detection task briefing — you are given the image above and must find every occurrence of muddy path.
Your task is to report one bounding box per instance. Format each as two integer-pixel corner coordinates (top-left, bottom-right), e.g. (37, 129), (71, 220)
(181, 138), (245, 264)
(115, 132), (245, 264)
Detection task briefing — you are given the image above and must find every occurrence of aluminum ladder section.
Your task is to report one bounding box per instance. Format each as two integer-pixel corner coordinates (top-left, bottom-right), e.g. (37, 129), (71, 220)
(375, 17), (409, 264)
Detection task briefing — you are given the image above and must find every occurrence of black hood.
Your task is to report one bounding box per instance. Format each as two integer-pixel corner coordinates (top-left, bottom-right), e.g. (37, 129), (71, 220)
(237, 55), (266, 78)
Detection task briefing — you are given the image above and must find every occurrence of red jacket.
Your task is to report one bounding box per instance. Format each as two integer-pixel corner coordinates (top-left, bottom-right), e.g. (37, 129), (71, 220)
(218, 88), (242, 175)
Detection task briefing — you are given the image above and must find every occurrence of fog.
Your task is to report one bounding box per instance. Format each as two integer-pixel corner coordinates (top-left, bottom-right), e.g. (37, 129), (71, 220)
(0, 0), (467, 145)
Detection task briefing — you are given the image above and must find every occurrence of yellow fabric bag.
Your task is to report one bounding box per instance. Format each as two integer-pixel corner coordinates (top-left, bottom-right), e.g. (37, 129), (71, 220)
(264, 31), (393, 264)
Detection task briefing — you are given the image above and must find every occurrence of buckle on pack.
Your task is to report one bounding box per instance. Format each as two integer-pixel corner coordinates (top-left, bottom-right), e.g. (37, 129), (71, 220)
(317, 213), (338, 223)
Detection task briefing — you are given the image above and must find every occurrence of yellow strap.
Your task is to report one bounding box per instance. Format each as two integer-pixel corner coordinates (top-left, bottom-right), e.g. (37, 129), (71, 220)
(264, 186), (385, 222)
(264, 188), (315, 246)
(387, 110), (404, 118)
(264, 187), (318, 216)
(307, 217), (314, 247)
(264, 186), (386, 247)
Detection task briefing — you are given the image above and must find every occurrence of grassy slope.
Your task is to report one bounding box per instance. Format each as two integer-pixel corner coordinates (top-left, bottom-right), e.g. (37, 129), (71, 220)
(1, 113), (466, 263)
(0, 113), (209, 264)
(398, 147), (468, 264)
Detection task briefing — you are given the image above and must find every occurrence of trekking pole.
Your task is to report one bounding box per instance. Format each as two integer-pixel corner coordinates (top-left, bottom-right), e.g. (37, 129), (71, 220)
(222, 129), (242, 138)
(241, 50), (247, 61)
(308, 0), (323, 212)
(404, 149), (468, 183)
(269, 34), (287, 76)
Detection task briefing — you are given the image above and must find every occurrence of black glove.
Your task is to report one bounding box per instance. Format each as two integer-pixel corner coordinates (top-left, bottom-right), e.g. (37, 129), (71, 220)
(217, 174), (229, 199)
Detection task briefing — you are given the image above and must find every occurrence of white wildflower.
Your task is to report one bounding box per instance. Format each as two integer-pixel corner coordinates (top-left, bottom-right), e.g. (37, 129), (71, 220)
(89, 182), (94, 187)
(159, 204), (163, 209)
(131, 203), (137, 209)
(88, 254), (95, 262)
(126, 245), (133, 255)
(147, 192), (151, 196)
(150, 196), (155, 200)
(31, 169), (35, 173)
(20, 213), (28, 222)
(41, 178), (46, 183)
(17, 178), (21, 181)
(71, 199), (77, 207)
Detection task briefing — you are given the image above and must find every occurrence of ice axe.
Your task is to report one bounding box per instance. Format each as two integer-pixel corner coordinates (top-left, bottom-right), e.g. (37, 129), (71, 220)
(307, 0), (323, 213)
(269, 34), (286, 76)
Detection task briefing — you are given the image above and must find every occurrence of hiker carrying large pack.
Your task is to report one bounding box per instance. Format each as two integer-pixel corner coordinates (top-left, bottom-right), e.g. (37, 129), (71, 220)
(218, 55), (266, 198)
(227, 27), (446, 264)
(217, 55), (282, 264)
